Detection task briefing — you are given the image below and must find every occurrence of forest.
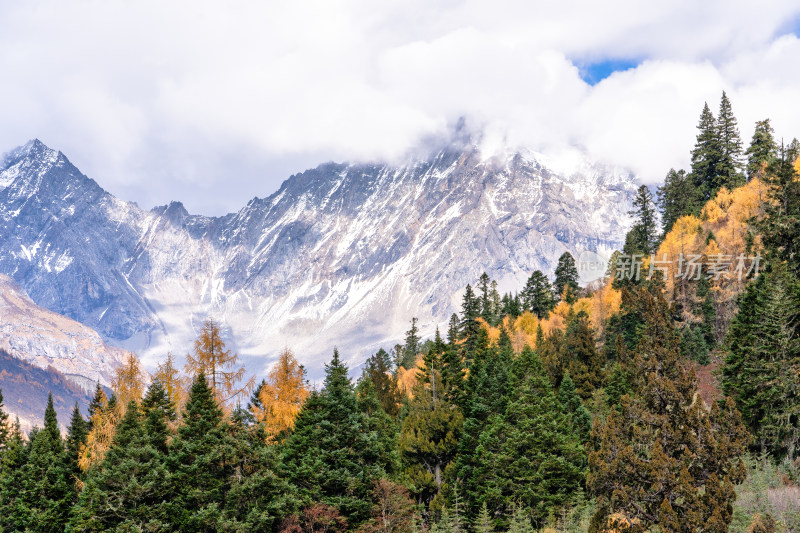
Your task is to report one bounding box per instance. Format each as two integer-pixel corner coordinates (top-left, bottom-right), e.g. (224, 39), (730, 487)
(0, 92), (798, 532)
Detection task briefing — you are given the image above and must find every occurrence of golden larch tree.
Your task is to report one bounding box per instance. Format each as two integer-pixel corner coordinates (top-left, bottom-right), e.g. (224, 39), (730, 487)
(111, 353), (146, 411)
(185, 318), (255, 410)
(154, 352), (186, 413)
(251, 348), (310, 442)
(78, 388), (120, 472)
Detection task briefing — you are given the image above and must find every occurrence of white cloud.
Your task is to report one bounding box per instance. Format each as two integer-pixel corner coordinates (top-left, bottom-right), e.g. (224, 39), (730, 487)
(0, 1), (799, 214)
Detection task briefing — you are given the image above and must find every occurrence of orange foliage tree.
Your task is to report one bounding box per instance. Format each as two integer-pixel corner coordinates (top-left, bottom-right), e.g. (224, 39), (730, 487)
(251, 348), (310, 442)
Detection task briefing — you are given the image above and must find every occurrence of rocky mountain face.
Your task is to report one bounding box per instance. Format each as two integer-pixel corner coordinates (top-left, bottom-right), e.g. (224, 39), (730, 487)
(0, 274), (132, 390)
(0, 139), (636, 376)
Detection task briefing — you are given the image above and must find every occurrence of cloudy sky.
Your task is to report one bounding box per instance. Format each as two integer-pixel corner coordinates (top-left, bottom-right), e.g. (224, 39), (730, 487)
(1, 1), (799, 215)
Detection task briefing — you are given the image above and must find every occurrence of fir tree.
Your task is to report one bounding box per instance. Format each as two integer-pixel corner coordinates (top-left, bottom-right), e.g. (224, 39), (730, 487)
(63, 403), (87, 497)
(554, 253), (579, 303)
(398, 345), (464, 505)
(0, 389), (8, 449)
(18, 394), (72, 532)
(715, 91), (745, 190)
(401, 317), (422, 370)
(282, 350), (388, 525)
(478, 272), (493, 323)
(141, 379), (176, 453)
(657, 168), (699, 236)
(522, 270), (555, 318)
(558, 372), (592, 444)
(745, 118), (777, 179)
(165, 371), (236, 531)
(71, 400), (171, 531)
(690, 102), (722, 201)
(459, 284), (482, 364)
(0, 418), (28, 531)
(625, 185), (658, 255)
(759, 143), (800, 276)
(561, 311), (605, 400)
(470, 349), (585, 527)
(722, 263), (800, 458)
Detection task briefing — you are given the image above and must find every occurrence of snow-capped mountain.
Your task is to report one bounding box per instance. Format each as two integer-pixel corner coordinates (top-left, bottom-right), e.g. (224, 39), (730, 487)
(0, 139), (636, 376)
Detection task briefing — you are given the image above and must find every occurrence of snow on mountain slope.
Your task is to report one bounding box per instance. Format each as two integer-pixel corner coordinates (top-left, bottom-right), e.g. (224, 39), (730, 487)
(0, 139), (636, 377)
(0, 273), (132, 390)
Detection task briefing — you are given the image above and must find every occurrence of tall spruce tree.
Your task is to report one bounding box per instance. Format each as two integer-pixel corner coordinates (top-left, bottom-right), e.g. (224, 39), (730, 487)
(561, 310), (605, 399)
(398, 343), (464, 506)
(657, 168), (699, 236)
(715, 91), (744, 190)
(470, 348), (585, 527)
(588, 285), (748, 532)
(401, 318), (422, 369)
(478, 272), (493, 323)
(71, 401), (170, 531)
(362, 348), (402, 417)
(690, 102), (722, 201)
(722, 263), (800, 458)
(745, 118), (777, 179)
(18, 394), (72, 532)
(554, 253), (579, 303)
(522, 270), (556, 318)
(759, 143), (800, 276)
(459, 284), (482, 365)
(625, 185), (658, 255)
(282, 350), (388, 525)
(165, 372), (236, 531)
(0, 418), (28, 531)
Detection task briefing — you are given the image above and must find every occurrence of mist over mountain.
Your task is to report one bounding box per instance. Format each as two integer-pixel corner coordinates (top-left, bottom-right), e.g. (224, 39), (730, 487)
(0, 138), (636, 376)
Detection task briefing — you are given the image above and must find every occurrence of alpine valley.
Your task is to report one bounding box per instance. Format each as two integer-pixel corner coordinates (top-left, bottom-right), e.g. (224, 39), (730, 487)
(0, 138), (636, 377)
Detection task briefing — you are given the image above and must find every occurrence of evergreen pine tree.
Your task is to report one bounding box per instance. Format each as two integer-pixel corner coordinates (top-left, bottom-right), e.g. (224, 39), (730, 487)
(63, 403), (87, 499)
(0, 418), (28, 531)
(459, 284), (482, 364)
(657, 168), (699, 236)
(554, 253), (579, 303)
(558, 372), (592, 444)
(759, 143), (800, 276)
(282, 350), (388, 525)
(715, 91), (745, 190)
(71, 400), (171, 531)
(561, 311), (605, 400)
(745, 118), (777, 179)
(362, 348), (402, 417)
(478, 272), (493, 323)
(165, 372), (235, 531)
(141, 379), (176, 453)
(401, 317), (422, 369)
(523, 270), (555, 318)
(625, 185), (658, 255)
(722, 263), (800, 458)
(18, 394), (72, 532)
(398, 345), (464, 506)
(470, 349), (585, 527)
(690, 102), (722, 201)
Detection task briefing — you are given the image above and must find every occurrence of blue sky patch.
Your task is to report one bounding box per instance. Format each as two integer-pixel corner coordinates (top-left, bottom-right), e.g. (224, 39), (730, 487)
(578, 59), (640, 85)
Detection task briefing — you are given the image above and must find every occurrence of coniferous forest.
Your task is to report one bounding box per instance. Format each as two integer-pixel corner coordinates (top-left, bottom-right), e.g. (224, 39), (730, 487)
(1, 93), (799, 532)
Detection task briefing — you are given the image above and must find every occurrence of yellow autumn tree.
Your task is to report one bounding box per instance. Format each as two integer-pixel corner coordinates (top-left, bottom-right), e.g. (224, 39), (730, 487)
(251, 348), (310, 442)
(111, 353), (146, 411)
(78, 389), (120, 472)
(154, 352), (187, 416)
(185, 318), (255, 411)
